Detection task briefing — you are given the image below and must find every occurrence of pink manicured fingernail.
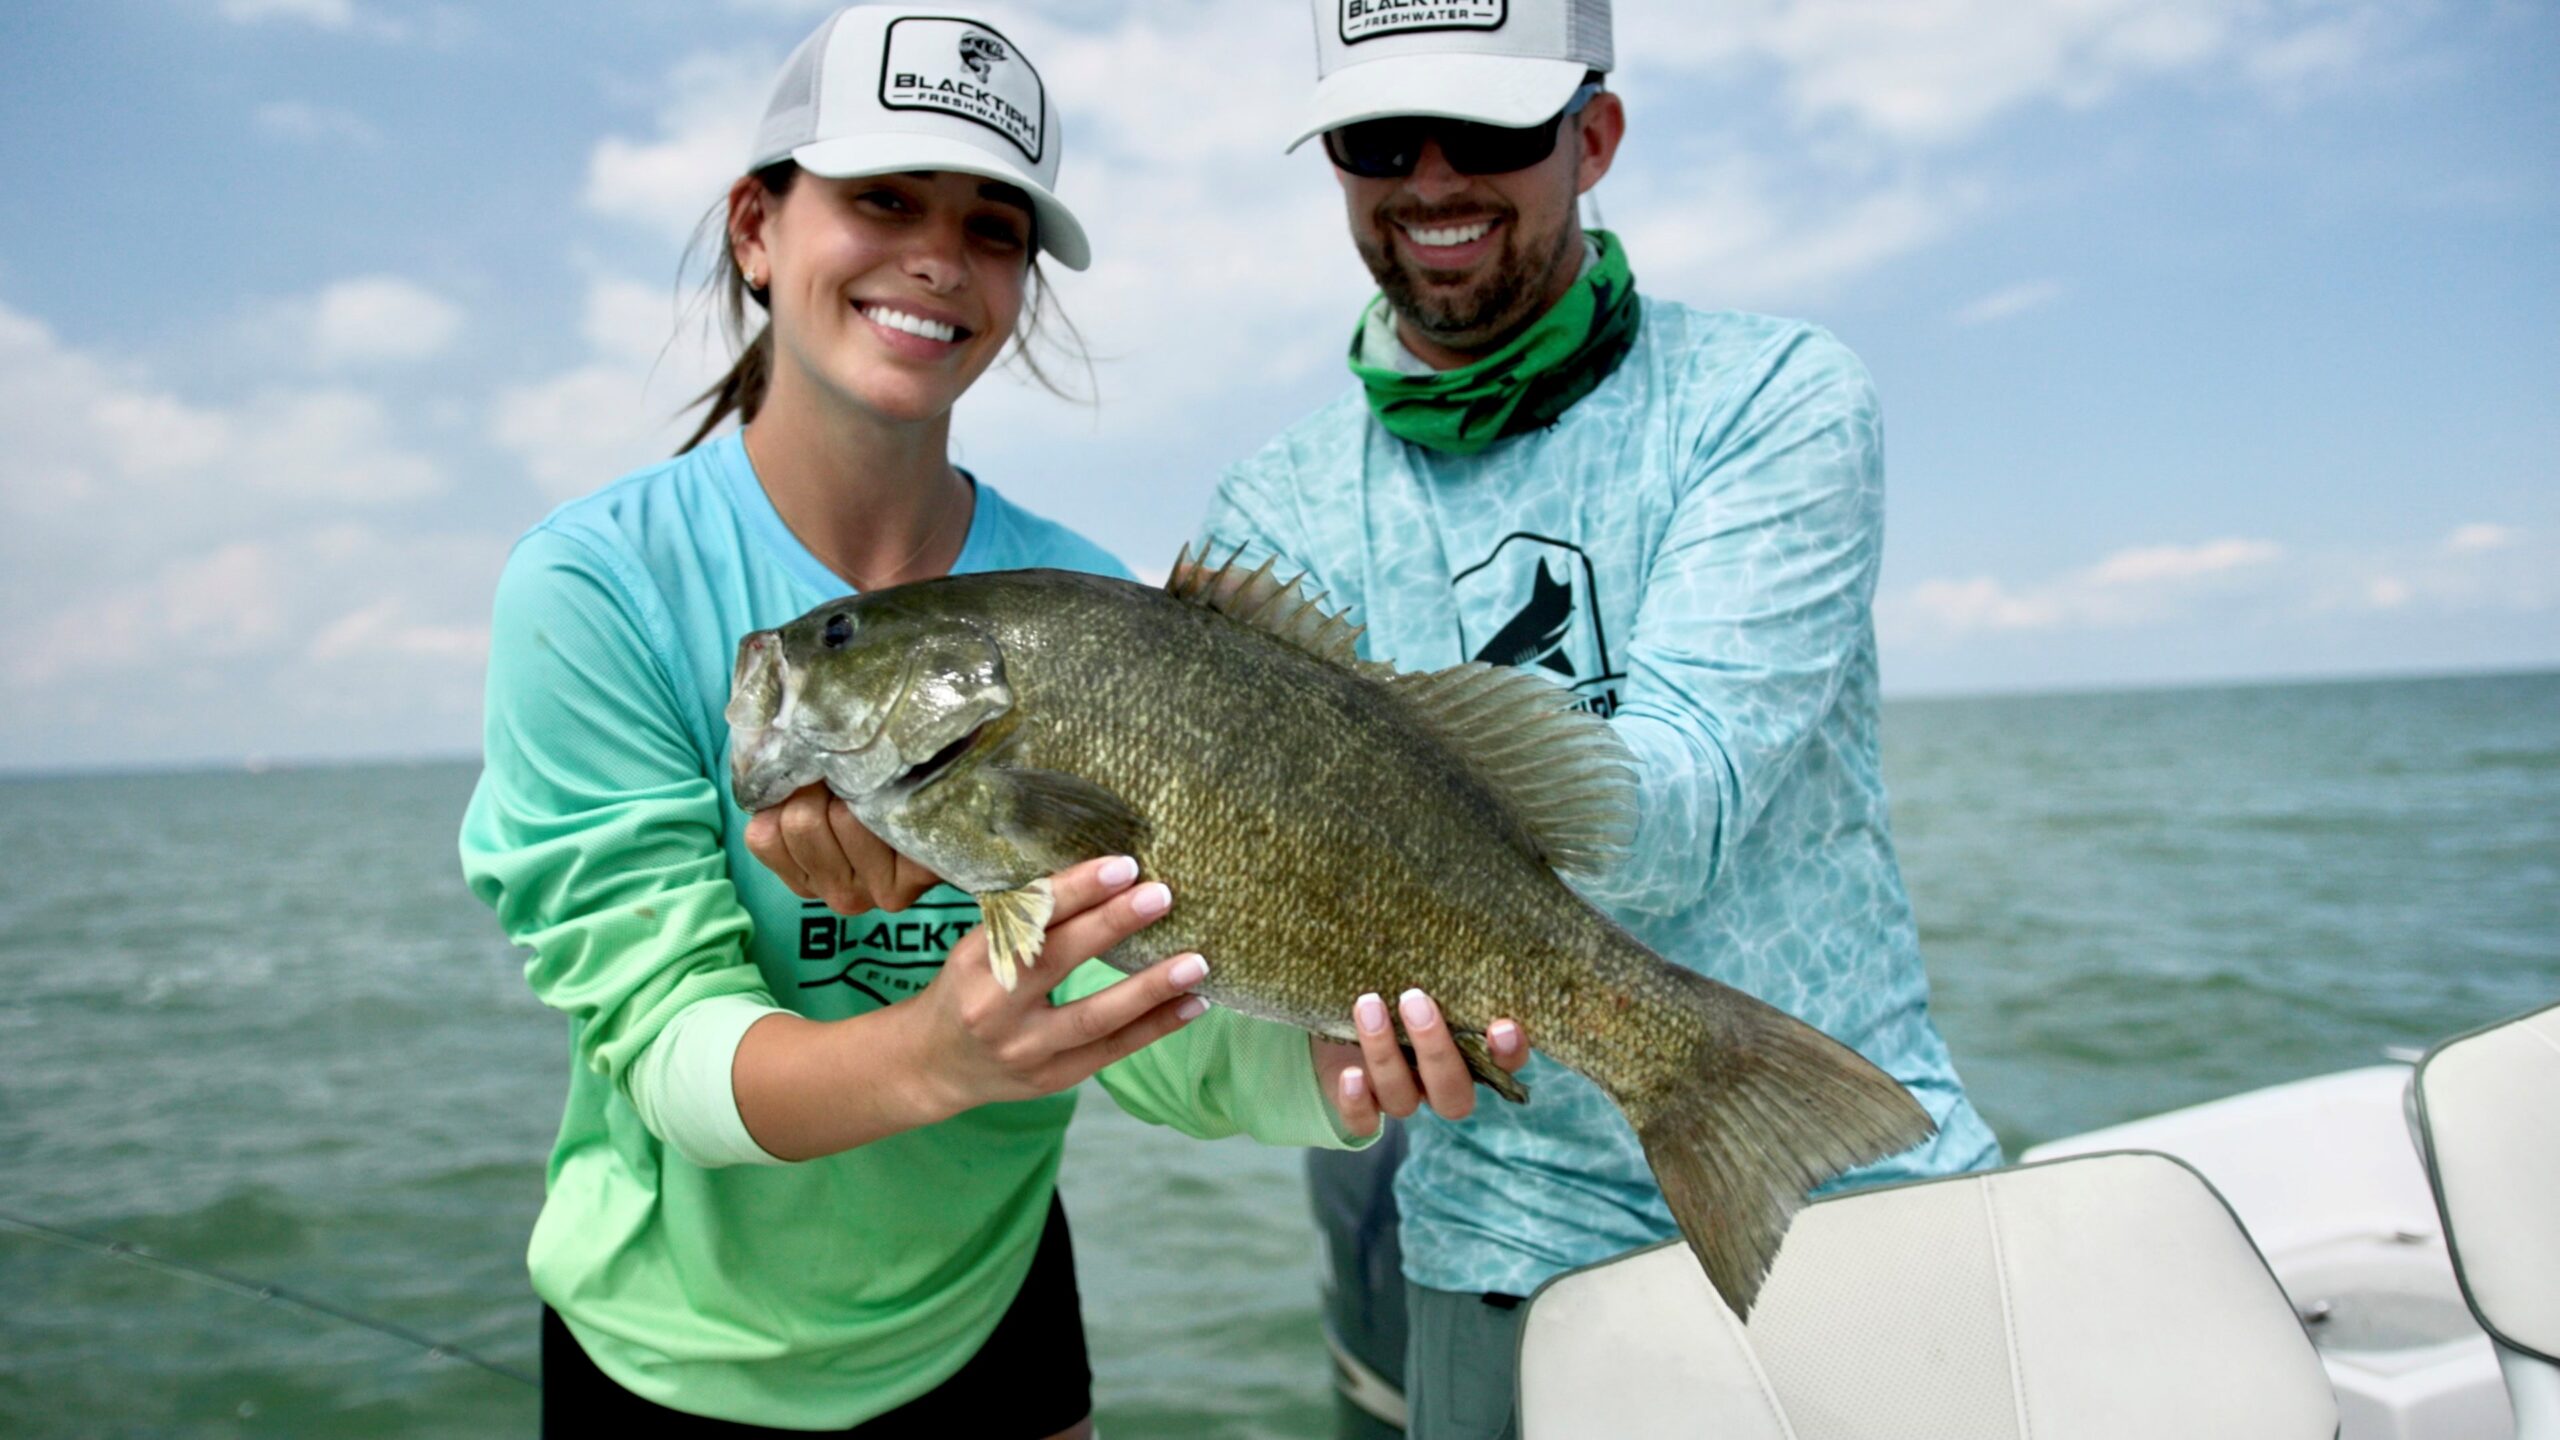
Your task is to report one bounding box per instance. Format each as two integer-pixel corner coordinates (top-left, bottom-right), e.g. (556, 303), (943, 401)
(1175, 996), (1208, 1021)
(1342, 1069), (1368, 1102)
(1490, 1020), (1521, 1053)
(1097, 855), (1139, 887)
(1399, 989), (1439, 1032)
(1168, 954), (1208, 989)
(1355, 994), (1388, 1035)
(1130, 882), (1171, 917)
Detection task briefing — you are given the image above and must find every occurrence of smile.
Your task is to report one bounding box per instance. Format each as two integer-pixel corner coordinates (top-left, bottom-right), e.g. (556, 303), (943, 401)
(856, 302), (969, 344)
(1399, 219), (1495, 248)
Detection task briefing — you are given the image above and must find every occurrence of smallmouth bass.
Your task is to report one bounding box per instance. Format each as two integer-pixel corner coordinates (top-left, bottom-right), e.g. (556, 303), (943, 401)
(727, 550), (1935, 1317)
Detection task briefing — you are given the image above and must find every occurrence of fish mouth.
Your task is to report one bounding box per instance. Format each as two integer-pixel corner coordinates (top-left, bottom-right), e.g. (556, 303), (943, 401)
(889, 719), (989, 794)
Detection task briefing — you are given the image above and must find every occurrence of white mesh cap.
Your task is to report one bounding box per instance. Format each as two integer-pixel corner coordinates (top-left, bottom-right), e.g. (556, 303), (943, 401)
(747, 6), (1088, 270)
(1289, 0), (1612, 153)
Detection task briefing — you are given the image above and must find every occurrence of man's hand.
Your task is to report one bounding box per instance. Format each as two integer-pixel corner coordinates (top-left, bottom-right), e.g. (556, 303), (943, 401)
(1315, 991), (1529, 1136)
(745, 782), (941, 914)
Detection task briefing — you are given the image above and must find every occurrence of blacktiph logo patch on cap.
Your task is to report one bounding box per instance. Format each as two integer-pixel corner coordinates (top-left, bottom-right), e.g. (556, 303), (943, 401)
(1340, 0), (1507, 45)
(878, 16), (1045, 164)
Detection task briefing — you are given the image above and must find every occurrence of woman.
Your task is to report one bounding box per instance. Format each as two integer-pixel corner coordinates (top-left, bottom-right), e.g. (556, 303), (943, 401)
(461, 7), (1513, 1435)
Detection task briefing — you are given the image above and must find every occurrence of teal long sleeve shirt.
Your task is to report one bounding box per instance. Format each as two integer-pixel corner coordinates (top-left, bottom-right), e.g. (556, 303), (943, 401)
(459, 432), (1358, 1430)
(1204, 298), (2002, 1297)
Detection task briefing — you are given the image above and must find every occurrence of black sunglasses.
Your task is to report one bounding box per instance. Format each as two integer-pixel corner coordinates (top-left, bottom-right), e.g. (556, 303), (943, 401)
(1323, 82), (1604, 180)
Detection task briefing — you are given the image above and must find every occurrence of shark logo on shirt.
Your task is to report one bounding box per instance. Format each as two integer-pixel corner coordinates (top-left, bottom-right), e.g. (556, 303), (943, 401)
(1471, 559), (1577, 675)
(1453, 533), (1625, 716)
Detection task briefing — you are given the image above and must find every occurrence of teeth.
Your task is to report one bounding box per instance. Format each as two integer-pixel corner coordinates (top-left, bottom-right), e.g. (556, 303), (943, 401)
(1404, 220), (1493, 248)
(861, 304), (960, 343)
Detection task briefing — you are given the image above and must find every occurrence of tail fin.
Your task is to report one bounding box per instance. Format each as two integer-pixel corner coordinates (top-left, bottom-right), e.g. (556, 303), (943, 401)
(1619, 979), (1937, 1320)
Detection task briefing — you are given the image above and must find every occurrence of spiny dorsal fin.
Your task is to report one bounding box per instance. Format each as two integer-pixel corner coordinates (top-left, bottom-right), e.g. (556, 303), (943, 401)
(1385, 663), (1638, 877)
(1167, 542), (1368, 670)
(1168, 544), (1634, 875)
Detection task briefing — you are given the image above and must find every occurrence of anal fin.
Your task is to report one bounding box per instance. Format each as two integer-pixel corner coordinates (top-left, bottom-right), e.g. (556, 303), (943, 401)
(1395, 1033), (1531, 1105)
(1453, 1031), (1530, 1104)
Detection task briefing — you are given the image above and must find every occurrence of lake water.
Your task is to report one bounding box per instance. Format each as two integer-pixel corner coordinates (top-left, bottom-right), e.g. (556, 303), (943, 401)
(4, 670), (2554, 1437)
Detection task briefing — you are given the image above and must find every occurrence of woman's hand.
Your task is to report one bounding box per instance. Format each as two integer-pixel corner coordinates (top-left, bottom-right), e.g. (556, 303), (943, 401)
(736, 854), (1203, 1160)
(1314, 992), (1530, 1137)
(909, 855), (1208, 1116)
(746, 782), (942, 914)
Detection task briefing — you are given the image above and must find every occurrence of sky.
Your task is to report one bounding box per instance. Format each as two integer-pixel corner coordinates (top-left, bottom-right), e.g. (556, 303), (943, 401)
(0, 0), (2552, 771)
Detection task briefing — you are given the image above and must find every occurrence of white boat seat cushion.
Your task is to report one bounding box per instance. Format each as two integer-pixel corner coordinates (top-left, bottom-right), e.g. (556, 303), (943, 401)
(1520, 1244), (1796, 1440)
(1744, 1151), (2338, 1440)
(2417, 1000), (2560, 1362)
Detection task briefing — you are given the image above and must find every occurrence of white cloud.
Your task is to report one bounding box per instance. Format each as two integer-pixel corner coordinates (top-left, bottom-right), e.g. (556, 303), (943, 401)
(253, 100), (380, 147)
(2083, 537), (2284, 586)
(5, 517), (505, 765)
(0, 298), (461, 729)
(1954, 278), (2067, 327)
(1887, 536), (2287, 638)
(1899, 576), (2064, 634)
(6, 322), (447, 507)
(1614, 153), (1975, 310)
(583, 51), (773, 242)
(214, 0), (448, 42)
(308, 276), (465, 366)
(306, 597), (488, 664)
(1616, 0), (2400, 148)
(488, 273), (736, 502)
(2245, 11), (2387, 94)
(1886, 528), (2559, 648)
(2444, 522), (2521, 553)
(15, 543), (288, 686)
(220, 0), (355, 28)
(491, 363), (684, 503)
(234, 388), (443, 500)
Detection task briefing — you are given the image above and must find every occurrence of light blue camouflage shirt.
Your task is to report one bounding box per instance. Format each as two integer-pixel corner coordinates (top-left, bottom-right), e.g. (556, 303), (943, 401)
(1203, 295), (2003, 1297)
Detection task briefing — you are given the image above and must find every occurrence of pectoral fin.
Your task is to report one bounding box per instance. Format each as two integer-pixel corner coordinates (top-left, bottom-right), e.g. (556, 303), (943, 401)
(972, 765), (1148, 991)
(976, 879), (1054, 992)
(991, 766), (1152, 871)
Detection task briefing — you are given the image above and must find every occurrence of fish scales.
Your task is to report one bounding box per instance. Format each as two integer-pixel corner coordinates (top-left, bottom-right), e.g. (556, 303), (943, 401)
(985, 575), (1634, 1071)
(726, 556), (1937, 1317)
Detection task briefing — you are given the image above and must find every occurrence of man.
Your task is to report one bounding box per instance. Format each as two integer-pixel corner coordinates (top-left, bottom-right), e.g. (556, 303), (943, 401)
(1208, 4), (2005, 1436)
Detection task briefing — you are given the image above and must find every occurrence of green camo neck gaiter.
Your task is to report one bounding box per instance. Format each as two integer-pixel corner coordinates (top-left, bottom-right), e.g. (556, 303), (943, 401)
(1348, 229), (1641, 457)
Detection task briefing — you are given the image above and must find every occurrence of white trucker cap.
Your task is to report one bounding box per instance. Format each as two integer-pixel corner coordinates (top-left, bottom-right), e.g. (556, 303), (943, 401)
(1289, 0), (1614, 153)
(746, 6), (1089, 270)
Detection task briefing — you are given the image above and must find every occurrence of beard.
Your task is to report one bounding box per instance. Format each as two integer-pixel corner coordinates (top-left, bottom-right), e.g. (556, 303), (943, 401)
(1355, 203), (1576, 353)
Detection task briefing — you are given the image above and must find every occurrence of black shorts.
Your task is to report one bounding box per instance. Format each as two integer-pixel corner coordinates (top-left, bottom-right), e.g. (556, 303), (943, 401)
(542, 1195), (1092, 1438)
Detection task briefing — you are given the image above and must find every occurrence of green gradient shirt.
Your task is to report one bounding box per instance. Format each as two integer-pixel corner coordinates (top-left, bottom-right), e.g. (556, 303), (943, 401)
(460, 433), (1356, 1430)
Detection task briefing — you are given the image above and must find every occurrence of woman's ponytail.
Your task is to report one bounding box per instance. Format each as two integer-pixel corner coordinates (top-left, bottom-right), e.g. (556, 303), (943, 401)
(677, 163), (797, 455)
(678, 322), (771, 454)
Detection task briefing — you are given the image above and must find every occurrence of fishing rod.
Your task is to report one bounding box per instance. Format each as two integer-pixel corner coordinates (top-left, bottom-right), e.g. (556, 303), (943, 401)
(0, 1207), (536, 1388)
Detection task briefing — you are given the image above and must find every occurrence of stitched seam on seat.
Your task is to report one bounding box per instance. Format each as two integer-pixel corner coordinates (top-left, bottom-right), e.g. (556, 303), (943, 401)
(1720, 1302), (1801, 1440)
(1983, 1177), (2034, 1440)
(2518, 1016), (2560, 1057)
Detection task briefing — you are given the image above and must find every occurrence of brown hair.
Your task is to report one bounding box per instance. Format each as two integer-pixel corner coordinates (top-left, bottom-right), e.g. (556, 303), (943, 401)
(675, 161), (1094, 454)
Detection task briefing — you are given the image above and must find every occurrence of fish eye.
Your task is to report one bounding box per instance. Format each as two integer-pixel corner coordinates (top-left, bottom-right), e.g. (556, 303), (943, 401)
(823, 613), (853, 649)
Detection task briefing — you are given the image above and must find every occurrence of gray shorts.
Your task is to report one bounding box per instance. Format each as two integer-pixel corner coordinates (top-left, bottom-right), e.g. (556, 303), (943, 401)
(1403, 1281), (1528, 1440)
